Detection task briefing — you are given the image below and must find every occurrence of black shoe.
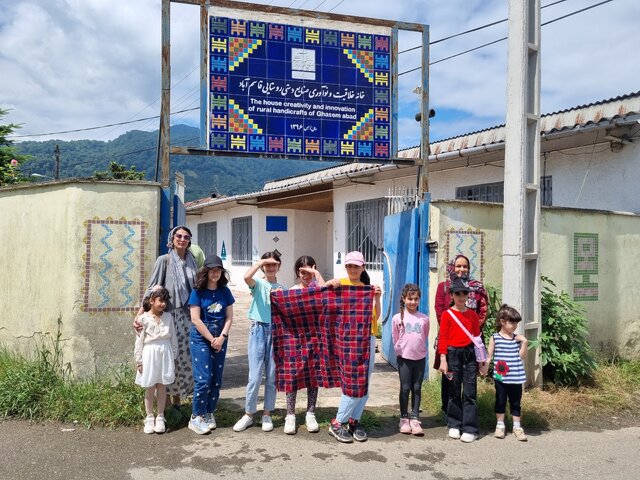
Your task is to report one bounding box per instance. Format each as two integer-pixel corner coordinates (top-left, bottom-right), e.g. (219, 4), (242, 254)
(348, 419), (368, 442)
(329, 420), (353, 443)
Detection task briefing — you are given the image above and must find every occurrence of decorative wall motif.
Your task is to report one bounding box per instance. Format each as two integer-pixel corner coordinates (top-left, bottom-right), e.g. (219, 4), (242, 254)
(574, 233), (598, 301)
(82, 218), (147, 313)
(207, 14), (391, 159)
(444, 228), (485, 282)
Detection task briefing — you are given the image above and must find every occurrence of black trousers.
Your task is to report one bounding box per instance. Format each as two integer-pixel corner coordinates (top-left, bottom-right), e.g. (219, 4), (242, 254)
(494, 380), (523, 417)
(397, 356), (425, 418)
(446, 344), (478, 434)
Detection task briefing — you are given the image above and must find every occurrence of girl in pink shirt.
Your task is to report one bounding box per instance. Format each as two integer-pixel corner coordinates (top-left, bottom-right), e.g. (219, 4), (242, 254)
(392, 283), (430, 436)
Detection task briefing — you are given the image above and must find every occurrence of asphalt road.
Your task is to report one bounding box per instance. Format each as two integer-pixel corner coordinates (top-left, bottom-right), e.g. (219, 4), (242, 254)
(2, 419), (638, 480)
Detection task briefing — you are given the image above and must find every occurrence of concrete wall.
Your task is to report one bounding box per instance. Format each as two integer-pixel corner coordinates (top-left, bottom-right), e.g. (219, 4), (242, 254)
(429, 200), (640, 360)
(0, 180), (161, 376)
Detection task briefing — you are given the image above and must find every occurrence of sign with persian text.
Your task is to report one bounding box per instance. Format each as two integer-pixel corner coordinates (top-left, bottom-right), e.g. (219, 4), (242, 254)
(207, 11), (392, 159)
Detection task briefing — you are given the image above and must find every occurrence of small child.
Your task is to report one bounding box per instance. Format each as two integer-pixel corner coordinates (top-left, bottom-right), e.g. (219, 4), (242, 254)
(392, 283), (429, 436)
(486, 304), (528, 441)
(233, 252), (284, 433)
(134, 286), (177, 434)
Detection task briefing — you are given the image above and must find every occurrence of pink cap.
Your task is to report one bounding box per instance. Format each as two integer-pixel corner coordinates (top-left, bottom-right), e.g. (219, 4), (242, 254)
(344, 251), (365, 266)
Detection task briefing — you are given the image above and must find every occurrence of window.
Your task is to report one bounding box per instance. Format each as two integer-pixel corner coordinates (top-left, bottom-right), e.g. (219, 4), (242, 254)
(231, 216), (252, 266)
(456, 176), (552, 206)
(197, 221), (217, 257)
(346, 198), (387, 270)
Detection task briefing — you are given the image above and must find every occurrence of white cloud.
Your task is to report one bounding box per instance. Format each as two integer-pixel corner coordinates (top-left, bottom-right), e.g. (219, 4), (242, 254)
(0, 0), (637, 144)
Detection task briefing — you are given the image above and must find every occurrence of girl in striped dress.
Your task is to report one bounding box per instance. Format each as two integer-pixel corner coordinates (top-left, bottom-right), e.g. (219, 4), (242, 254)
(486, 304), (529, 441)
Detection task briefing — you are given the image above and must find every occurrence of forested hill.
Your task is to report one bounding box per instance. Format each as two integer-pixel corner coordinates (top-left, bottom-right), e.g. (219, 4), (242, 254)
(15, 125), (339, 201)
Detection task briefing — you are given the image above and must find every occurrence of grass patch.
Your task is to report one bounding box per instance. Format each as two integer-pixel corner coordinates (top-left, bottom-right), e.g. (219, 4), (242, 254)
(421, 358), (640, 430)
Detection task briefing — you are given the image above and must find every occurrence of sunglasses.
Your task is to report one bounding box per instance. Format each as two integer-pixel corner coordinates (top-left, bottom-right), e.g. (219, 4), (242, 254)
(174, 233), (191, 241)
(453, 291), (469, 296)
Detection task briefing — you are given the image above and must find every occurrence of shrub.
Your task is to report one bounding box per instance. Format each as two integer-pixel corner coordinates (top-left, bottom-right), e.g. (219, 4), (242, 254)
(529, 276), (597, 386)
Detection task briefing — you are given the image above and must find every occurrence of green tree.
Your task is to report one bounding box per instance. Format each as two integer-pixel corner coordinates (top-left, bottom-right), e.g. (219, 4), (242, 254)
(93, 161), (145, 181)
(0, 108), (30, 186)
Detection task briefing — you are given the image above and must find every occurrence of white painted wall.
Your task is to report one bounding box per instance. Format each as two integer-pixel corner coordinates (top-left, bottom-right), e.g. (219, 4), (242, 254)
(292, 210), (332, 284)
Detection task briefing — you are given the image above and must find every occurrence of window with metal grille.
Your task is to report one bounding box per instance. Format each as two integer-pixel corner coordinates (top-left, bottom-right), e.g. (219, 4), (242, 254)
(346, 198), (388, 271)
(231, 216), (252, 266)
(197, 221), (217, 257)
(456, 176), (552, 206)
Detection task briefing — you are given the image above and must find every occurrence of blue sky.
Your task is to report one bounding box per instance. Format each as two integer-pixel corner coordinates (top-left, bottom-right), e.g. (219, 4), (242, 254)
(1, 0), (638, 150)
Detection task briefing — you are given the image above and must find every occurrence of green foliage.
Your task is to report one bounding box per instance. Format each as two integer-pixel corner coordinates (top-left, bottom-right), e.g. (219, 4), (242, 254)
(529, 276), (597, 386)
(15, 125), (337, 201)
(481, 284), (502, 344)
(0, 108), (30, 186)
(93, 161), (145, 181)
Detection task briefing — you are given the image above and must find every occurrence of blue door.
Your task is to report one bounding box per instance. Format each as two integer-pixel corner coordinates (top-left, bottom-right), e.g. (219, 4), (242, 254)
(381, 196), (430, 372)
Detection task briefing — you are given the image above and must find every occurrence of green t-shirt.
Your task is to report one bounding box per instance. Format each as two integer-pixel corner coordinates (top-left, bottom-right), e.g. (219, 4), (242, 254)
(248, 277), (284, 323)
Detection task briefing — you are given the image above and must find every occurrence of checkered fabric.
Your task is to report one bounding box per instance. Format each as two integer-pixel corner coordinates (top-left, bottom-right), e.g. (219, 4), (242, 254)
(271, 285), (374, 398)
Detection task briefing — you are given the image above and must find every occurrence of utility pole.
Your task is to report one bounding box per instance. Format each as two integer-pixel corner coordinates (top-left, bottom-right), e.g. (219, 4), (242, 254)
(54, 144), (60, 179)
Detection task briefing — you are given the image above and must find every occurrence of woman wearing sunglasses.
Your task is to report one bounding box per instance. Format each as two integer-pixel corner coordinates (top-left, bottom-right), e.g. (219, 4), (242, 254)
(134, 225), (198, 412)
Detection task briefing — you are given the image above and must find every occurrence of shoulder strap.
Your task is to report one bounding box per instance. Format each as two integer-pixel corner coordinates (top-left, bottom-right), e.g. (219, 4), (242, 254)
(447, 308), (477, 344)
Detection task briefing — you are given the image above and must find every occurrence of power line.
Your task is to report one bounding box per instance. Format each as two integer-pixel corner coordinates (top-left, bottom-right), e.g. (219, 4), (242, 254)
(399, 0), (613, 76)
(12, 0), (613, 138)
(10, 108), (198, 139)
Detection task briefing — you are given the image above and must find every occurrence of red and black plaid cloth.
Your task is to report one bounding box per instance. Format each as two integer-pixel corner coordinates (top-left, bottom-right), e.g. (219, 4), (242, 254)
(271, 285), (374, 398)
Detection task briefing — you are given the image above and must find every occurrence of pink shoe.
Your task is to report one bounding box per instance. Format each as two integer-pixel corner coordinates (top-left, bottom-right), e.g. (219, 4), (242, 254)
(399, 417), (412, 434)
(410, 418), (424, 436)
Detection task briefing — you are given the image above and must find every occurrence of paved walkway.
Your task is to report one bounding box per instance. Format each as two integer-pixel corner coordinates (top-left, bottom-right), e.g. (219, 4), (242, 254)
(222, 288), (399, 411)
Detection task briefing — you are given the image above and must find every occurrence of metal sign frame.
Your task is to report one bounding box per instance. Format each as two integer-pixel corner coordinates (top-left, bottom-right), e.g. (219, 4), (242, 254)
(162, 0), (429, 188)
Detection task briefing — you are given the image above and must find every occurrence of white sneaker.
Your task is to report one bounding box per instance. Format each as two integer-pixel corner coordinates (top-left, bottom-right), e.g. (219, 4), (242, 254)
(143, 415), (155, 434)
(233, 414), (254, 432)
(305, 412), (319, 433)
(189, 416), (211, 435)
(448, 428), (461, 439)
(284, 414), (297, 435)
(261, 415), (274, 432)
(204, 413), (216, 430)
(460, 433), (478, 443)
(154, 415), (166, 433)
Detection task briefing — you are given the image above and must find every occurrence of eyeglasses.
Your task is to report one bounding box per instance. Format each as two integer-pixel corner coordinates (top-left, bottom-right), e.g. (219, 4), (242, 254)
(453, 291), (469, 296)
(174, 233), (191, 241)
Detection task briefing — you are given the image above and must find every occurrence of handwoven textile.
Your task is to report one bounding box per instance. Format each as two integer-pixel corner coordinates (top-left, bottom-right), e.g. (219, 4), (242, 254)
(271, 285), (374, 398)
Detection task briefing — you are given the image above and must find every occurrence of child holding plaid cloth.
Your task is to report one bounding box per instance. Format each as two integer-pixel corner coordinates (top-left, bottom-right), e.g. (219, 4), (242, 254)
(325, 251), (381, 443)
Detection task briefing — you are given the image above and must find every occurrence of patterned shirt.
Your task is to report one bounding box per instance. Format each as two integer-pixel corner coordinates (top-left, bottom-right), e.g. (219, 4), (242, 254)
(492, 333), (526, 384)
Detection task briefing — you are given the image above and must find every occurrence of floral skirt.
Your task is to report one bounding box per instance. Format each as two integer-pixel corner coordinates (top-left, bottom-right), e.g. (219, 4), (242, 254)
(166, 305), (193, 398)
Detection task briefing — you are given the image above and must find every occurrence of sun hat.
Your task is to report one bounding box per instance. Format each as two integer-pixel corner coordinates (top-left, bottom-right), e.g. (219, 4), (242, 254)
(344, 251), (365, 267)
(203, 254), (224, 268)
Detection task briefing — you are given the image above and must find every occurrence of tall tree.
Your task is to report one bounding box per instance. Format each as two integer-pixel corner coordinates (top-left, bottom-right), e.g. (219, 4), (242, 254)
(0, 108), (29, 186)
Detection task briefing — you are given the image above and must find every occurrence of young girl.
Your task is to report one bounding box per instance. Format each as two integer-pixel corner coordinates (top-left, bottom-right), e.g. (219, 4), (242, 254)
(486, 304), (528, 441)
(134, 286), (177, 434)
(233, 252), (284, 433)
(188, 255), (235, 435)
(437, 276), (485, 443)
(392, 283), (429, 436)
(326, 251), (381, 443)
(283, 255), (326, 435)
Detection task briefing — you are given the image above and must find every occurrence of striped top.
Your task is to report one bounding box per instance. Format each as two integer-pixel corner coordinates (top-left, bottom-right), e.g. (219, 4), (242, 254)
(492, 333), (526, 384)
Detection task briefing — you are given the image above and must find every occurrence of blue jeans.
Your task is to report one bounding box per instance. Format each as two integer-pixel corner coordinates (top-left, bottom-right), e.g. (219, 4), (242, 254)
(244, 321), (276, 414)
(336, 335), (376, 423)
(190, 322), (227, 417)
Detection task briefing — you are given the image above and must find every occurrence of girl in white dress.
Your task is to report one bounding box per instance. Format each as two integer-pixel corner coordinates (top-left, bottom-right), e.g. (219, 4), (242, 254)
(134, 287), (178, 434)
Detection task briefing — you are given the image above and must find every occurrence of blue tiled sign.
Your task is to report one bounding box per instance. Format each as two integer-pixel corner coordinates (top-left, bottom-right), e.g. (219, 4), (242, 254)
(208, 16), (392, 159)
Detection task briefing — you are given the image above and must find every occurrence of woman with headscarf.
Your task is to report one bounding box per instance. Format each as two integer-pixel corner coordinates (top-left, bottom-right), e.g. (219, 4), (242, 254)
(134, 225), (198, 408)
(434, 254), (488, 414)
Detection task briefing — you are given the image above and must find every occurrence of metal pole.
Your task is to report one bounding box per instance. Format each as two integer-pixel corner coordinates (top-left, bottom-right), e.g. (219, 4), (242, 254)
(418, 26), (430, 198)
(160, 0), (171, 187)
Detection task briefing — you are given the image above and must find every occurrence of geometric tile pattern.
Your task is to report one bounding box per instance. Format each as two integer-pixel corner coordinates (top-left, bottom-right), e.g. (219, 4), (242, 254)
(207, 13), (391, 159)
(81, 218), (147, 313)
(573, 232), (598, 301)
(444, 228), (485, 282)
